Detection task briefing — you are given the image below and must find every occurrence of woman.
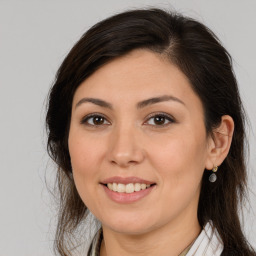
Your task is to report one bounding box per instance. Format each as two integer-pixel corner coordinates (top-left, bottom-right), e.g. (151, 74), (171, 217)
(46, 8), (255, 256)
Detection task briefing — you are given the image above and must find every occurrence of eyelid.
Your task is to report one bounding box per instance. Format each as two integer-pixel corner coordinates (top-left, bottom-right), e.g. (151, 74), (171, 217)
(80, 112), (175, 127)
(80, 113), (111, 126)
(144, 112), (175, 127)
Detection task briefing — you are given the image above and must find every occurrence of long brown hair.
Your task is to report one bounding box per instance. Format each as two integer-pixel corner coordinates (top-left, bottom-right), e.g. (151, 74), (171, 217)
(46, 8), (255, 256)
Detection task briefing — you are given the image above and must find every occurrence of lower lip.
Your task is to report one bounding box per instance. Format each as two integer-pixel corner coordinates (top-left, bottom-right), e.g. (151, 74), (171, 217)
(102, 184), (155, 204)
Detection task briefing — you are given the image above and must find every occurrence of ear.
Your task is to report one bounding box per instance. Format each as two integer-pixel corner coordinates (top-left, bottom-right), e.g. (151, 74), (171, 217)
(205, 115), (234, 170)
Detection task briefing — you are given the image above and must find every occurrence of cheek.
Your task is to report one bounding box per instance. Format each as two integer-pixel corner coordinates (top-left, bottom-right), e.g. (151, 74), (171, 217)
(148, 136), (206, 218)
(68, 129), (104, 171)
(68, 132), (104, 203)
(151, 135), (205, 168)
(149, 130), (207, 190)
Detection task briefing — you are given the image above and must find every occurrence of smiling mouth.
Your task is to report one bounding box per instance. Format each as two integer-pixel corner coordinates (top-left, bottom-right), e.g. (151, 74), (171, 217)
(102, 183), (156, 193)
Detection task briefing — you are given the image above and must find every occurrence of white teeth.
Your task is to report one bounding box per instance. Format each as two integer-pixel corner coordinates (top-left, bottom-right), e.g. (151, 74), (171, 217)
(113, 183), (118, 192)
(134, 183), (141, 192)
(106, 182), (152, 193)
(141, 184), (146, 190)
(107, 183), (113, 190)
(125, 183), (134, 193)
(117, 183), (125, 193)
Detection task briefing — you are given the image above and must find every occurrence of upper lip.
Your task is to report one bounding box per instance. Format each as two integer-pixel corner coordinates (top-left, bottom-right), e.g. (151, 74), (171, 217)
(101, 176), (155, 185)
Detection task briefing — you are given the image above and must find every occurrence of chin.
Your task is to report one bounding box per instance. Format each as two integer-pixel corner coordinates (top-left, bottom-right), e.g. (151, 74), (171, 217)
(101, 213), (158, 235)
(109, 224), (152, 235)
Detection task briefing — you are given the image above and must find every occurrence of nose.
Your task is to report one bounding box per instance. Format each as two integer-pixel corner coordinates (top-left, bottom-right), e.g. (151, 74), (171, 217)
(107, 124), (145, 168)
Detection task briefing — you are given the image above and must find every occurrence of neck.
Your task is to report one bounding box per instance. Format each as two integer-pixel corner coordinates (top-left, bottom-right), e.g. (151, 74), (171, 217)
(100, 216), (201, 256)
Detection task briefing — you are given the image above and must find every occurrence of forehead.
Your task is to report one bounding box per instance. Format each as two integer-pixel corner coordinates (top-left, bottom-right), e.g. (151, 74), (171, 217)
(72, 49), (201, 110)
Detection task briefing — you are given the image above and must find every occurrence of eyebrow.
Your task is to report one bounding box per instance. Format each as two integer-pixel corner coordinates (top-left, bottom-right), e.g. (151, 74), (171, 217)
(75, 95), (185, 110)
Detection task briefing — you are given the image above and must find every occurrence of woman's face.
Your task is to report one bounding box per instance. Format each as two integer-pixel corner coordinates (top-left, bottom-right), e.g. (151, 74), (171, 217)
(69, 49), (213, 235)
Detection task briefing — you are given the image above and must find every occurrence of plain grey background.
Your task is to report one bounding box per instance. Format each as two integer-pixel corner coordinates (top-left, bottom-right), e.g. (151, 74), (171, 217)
(0, 0), (255, 255)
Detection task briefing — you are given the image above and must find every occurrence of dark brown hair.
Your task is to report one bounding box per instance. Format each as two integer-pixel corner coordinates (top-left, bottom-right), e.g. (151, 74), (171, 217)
(46, 8), (255, 256)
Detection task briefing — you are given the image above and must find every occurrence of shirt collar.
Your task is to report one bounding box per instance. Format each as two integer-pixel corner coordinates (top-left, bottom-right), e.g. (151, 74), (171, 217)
(87, 228), (103, 256)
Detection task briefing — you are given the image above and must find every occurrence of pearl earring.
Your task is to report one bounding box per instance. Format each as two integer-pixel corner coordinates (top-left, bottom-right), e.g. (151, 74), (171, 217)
(209, 166), (218, 183)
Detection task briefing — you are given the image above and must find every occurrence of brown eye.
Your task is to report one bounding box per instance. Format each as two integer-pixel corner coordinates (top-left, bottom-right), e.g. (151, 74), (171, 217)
(81, 114), (110, 126)
(154, 116), (166, 125)
(92, 116), (105, 125)
(145, 113), (175, 127)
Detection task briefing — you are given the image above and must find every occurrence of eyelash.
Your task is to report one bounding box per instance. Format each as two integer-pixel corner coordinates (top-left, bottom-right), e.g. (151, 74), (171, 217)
(80, 112), (175, 128)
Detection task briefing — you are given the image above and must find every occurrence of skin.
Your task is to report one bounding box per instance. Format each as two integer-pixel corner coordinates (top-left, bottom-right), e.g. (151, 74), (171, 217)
(68, 49), (234, 256)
